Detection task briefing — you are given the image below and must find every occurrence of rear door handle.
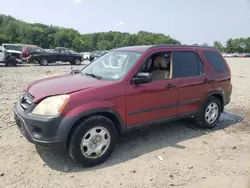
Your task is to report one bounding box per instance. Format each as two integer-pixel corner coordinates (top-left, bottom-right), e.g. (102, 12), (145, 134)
(165, 84), (177, 89)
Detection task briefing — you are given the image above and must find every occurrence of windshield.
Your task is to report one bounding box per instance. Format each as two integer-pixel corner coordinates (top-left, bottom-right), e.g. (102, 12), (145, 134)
(81, 51), (142, 81)
(69, 50), (77, 53)
(32, 47), (45, 52)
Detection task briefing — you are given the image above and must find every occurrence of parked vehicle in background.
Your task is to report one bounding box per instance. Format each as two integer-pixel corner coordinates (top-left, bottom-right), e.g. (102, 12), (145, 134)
(29, 47), (83, 66)
(89, 50), (108, 61)
(232, 53), (240, 58)
(222, 53), (250, 58)
(0, 46), (20, 66)
(1, 43), (23, 61)
(1, 43), (43, 63)
(14, 44), (232, 167)
(21, 45), (44, 62)
(245, 53), (250, 57)
(81, 52), (90, 60)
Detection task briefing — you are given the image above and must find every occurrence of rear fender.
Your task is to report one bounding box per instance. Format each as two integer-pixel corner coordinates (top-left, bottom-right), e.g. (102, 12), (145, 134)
(201, 90), (225, 112)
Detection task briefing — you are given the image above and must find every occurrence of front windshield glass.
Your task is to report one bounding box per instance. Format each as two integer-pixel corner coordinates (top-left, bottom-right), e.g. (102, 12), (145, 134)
(81, 51), (142, 81)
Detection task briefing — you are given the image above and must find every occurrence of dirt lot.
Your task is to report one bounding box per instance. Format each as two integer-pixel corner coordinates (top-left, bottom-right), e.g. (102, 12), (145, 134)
(0, 59), (250, 188)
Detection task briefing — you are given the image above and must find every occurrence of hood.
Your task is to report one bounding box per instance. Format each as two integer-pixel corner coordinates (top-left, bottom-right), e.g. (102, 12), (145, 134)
(26, 73), (112, 103)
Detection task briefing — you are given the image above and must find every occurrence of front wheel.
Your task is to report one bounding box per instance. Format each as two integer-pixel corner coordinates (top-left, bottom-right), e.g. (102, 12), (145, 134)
(195, 96), (222, 129)
(69, 116), (118, 167)
(5, 60), (17, 67)
(74, 58), (81, 65)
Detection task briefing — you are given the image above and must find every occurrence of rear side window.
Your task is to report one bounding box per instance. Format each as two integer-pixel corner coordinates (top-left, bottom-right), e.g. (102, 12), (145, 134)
(203, 50), (228, 73)
(172, 51), (204, 78)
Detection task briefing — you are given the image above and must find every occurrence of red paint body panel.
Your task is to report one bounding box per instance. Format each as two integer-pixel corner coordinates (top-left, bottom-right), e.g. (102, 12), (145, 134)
(27, 74), (113, 103)
(125, 79), (180, 126)
(61, 82), (126, 122)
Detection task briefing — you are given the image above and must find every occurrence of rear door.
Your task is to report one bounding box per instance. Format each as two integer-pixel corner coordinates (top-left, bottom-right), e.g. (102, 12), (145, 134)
(172, 50), (211, 115)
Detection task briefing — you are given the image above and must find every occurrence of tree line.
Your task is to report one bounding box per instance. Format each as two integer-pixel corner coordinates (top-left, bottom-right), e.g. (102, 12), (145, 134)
(213, 39), (250, 53)
(0, 14), (249, 53)
(0, 14), (180, 52)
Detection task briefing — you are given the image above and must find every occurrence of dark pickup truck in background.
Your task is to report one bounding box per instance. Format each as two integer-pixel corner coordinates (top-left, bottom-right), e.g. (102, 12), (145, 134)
(30, 47), (83, 66)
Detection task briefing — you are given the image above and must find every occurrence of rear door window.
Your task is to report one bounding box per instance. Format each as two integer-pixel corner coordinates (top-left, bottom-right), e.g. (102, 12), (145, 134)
(203, 50), (228, 73)
(172, 51), (204, 78)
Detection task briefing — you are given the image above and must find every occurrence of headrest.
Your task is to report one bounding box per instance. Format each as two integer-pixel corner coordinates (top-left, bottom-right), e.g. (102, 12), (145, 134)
(154, 55), (168, 68)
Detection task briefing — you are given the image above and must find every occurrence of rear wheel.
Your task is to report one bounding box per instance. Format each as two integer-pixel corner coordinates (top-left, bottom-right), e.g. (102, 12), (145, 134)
(39, 58), (49, 66)
(195, 96), (222, 128)
(69, 116), (118, 167)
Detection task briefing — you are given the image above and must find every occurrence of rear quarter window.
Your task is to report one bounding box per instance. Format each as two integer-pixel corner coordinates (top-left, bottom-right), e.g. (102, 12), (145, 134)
(203, 50), (228, 73)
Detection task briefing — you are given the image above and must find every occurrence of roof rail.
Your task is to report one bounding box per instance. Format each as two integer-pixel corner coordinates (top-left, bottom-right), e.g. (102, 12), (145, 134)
(149, 44), (215, 49)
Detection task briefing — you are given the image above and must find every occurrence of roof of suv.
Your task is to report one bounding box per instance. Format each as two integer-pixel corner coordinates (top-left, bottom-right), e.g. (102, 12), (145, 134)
(113, 44), (216, 53)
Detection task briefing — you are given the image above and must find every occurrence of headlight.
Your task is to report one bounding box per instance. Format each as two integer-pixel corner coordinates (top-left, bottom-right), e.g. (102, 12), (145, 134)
(32, 95), (70, 116)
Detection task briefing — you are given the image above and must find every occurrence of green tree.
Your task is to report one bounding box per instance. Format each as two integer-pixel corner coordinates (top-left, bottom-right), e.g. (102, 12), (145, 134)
(213, 41), (224, 52)
(0, 14), (183, 52)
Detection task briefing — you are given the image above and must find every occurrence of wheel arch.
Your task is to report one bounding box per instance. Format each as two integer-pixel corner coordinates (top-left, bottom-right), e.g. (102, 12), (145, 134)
(203, 91), (224, 112)
(66, 108), (126, 147)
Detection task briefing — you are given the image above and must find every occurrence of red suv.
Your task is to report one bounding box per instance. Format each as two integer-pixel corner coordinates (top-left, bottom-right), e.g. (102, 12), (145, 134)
(14, 45), (232, 167)
(21, 45), (43, 61)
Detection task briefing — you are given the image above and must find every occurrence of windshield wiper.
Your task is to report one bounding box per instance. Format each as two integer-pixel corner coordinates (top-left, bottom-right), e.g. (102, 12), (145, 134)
(85, 73), (102, 80)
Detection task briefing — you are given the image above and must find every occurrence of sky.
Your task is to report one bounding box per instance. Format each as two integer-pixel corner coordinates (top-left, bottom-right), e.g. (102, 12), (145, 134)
(0, 0), (250, 45)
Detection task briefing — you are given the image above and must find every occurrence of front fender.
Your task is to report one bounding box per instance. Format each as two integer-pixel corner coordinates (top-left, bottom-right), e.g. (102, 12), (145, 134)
(60, 102), (126, 142)
(63, 101), (121, 118)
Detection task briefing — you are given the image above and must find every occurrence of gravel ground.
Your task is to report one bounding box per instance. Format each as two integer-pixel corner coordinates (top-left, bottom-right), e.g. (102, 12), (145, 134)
(0, 59), (250, 188)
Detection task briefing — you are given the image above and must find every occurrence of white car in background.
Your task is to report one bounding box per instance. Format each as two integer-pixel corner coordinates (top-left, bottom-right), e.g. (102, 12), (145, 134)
(0, 46), (20, 66)
(81, 52), (90, 60)
(1, 43), (22, 60)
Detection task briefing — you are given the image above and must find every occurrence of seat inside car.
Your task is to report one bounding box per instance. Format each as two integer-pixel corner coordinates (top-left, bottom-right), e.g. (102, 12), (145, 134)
(152, 55), (170, 81)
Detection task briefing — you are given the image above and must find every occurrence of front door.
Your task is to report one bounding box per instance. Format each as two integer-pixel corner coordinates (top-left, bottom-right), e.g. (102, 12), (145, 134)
(125, 50), (180, 127)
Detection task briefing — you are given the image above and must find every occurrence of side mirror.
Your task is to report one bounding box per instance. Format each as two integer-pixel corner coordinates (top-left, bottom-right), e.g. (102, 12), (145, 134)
(131, 72), (152, 85)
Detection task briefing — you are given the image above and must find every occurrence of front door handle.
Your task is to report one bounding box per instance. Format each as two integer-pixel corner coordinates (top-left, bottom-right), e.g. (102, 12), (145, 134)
(203, 78), (215, 83)
(165, 84), (177, 89)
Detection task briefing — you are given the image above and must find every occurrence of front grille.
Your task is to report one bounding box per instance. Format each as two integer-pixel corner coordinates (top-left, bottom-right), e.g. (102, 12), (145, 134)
(20, 92), (34, 111)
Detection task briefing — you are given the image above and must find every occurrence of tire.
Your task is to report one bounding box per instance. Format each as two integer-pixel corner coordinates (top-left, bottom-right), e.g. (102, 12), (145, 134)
(195, 96), (222, 129)
(39, 58), (49, 66)
(5, 60), (17, 67)
(69, 115), (118, 167)
(74, 58), (81, 65)
(89, 57), (94, 62)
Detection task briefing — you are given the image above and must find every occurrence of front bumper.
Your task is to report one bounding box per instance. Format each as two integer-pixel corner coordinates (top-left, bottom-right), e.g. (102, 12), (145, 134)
(13, 101), (72, 149)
